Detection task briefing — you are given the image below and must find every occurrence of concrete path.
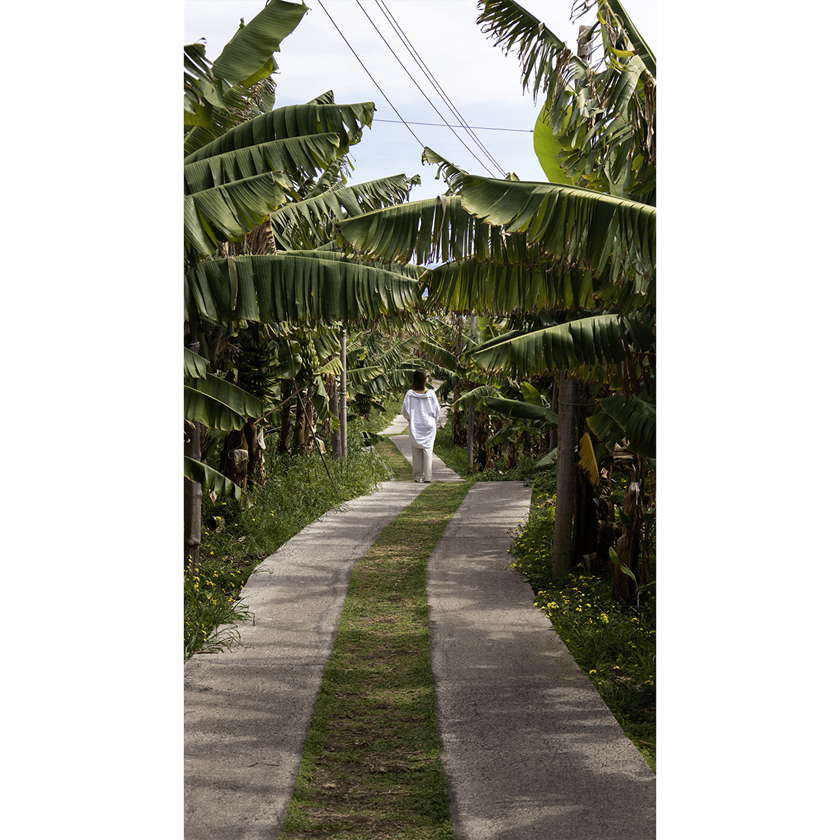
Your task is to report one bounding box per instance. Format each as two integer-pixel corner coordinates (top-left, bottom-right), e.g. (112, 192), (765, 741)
(185, 477), (655, 839)
(381, 400), (464, 482)
(427, 482), (656, 839)
(184, 482), (427, 840)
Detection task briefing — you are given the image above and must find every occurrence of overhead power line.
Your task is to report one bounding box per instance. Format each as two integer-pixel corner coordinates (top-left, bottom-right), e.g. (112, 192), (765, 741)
(318, 0), (513, 179)
(317, 0), (425, 150)
(374, 0), (509, 177)
(376, 120), (533, 133)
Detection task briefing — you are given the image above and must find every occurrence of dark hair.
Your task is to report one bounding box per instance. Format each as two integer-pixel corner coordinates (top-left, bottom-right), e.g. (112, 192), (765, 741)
(412, 368), (428, 391)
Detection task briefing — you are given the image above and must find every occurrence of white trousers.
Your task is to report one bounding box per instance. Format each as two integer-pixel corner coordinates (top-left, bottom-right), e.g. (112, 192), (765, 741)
(412, 446), (433, 482)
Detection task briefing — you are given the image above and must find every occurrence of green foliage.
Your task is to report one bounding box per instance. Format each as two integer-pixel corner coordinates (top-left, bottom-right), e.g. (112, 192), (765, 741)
(184, 564), (254, 661)
(185, 398), (400, 657)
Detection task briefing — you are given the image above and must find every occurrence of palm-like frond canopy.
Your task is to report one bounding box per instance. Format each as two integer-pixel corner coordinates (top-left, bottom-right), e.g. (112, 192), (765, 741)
(336, 170), (655, 312)
(478, 0), (655, 201)
(185, 254), (420, 326)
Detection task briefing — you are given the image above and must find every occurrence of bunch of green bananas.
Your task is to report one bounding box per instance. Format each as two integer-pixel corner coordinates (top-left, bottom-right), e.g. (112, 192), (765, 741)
(293, 330), (320, 384)
(237, 331), (282, 407)
(354, 392), (372, 417)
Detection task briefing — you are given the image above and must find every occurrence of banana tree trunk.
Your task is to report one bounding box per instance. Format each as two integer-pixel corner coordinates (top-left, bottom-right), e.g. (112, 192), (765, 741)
(339, 331), (347, 459)
(612, 458), (642, 601)
(184, 323), (202, 573)
(326, 373), (341, 456)
(184, 420), (202, 574)
(552, 374), (576, 578)
(466, 314), (476, 473)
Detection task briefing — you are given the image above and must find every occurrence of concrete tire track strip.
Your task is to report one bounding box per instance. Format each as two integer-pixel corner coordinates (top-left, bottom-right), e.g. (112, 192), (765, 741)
(185, 435), (655, 839)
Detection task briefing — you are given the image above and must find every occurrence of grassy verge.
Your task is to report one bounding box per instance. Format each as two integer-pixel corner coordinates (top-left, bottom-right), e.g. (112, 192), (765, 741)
(279, 482), (471, 840)
(509, 472), (657, 770)
(373, 438), (414, 482)
(185, 396), (402, 660)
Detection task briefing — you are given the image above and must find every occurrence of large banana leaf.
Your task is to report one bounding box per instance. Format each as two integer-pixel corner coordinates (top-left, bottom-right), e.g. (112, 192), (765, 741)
(212, 0), (309, 84)
(184, 171), (292, 257)
(533, 101), (577, 186)
(184, 346), (209, 379)
(458, 176), (655, 288)
(184, 456), (243, 502)
(484, 397), (558, 427)
(184, 102), (375, 165)
(470, 314), (636, 378)
(335, 195), (532, 265)
(184, 2), (308, 147)
(185, 254), (419, 325)
(478, 0), (655, 203)
(425, 256), (597, 314)
(271, 173), (421, 250)
(587, 394), (655, 457)
(184, 134), (342, 195)
(185, 375), (268, 430)
(186, 135), (324, 250)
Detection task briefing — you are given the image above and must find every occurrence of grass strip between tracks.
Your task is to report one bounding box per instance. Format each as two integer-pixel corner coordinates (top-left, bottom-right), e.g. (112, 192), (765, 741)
(279, 481), (471, 840)
(373, 437), (415, 482)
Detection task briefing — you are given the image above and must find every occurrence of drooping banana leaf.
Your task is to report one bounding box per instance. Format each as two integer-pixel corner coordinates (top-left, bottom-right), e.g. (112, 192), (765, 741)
(450, 385), (502, 411)
(482, 396), (559, 427)
(184, 102), (375, 165)
(185, 254), (419, 325)
(184, 42), (226, 120)
(184, 134), (342, 195)
(425, 255), (597, 314)
(346, 365), (385, 385)
(458, 176), (655, 290)
(335, 194), (532, 266)
(184, 456), (244, 503)
(184, 346), (209, 379)
(271, 173), (421, 249)
(470, 314), (637, 378)
(185, 375), (268, 430)
(477, 0), (588, 128)
(184, 171), (293, 256)
(587, 394), (655, 457)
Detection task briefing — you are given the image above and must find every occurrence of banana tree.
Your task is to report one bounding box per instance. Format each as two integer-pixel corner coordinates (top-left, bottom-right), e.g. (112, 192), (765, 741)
(183, 1), (425, 569)
(332, 0), (656, 583)
(479, 0), (655, 203)
(185, 0), (313, 571)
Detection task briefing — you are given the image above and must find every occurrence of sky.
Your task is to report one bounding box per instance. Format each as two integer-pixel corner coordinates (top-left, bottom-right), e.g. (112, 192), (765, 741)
(184, 0), (657, 200)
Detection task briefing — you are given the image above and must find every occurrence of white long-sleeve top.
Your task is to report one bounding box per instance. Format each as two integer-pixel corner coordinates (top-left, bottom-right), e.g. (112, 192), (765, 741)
(401, 389), (441, 451)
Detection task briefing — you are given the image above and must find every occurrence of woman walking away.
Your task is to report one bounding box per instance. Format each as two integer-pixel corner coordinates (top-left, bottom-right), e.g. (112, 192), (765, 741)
(401, 368), (441, 483)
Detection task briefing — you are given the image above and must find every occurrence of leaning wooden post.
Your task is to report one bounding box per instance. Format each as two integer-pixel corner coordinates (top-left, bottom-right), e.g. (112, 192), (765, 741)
(184, 319), (202, 575)
(466, 313), (476, 473)
(339, 330), (348, 459)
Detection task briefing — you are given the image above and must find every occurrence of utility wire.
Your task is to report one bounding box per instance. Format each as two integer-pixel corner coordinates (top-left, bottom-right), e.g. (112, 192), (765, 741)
(376, 119), (533, 133)
(317, 0), (425, 149)
(354, 0), (501, 178)
(375, 0), (509, 177)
